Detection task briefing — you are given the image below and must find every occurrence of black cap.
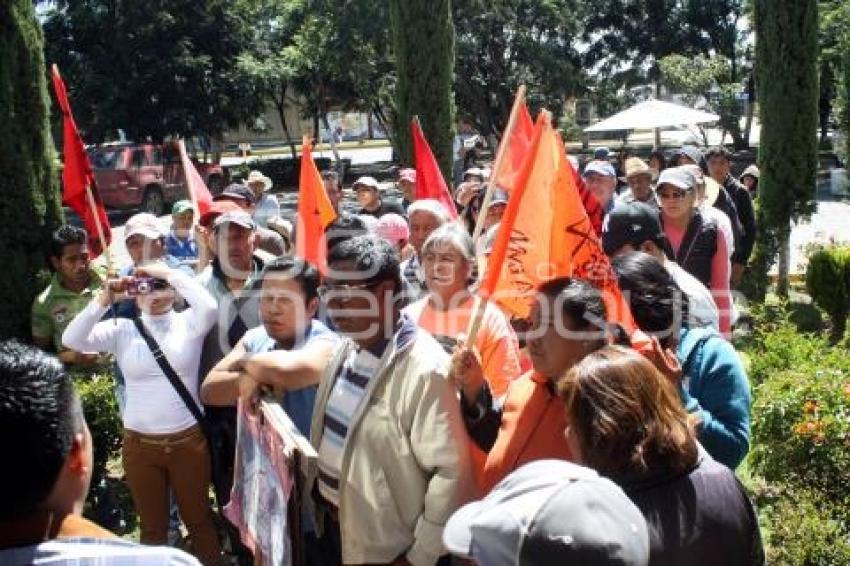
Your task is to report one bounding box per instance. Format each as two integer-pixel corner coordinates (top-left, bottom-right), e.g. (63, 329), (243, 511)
(213, 183), (256, 205)
(602, 201), (664, 256)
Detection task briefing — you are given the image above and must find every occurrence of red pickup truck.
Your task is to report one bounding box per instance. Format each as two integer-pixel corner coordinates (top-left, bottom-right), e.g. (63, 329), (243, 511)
(87, 143), (226, 216)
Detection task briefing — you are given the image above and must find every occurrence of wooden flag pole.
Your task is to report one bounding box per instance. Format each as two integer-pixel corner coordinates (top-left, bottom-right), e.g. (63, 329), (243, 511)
(84, 184), (112, 274)
(463, 86), (527, 347)
(470, 85), (527, 243)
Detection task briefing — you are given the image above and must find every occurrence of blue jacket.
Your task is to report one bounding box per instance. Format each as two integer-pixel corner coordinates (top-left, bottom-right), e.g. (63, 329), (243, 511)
(677, 328), (751, 469)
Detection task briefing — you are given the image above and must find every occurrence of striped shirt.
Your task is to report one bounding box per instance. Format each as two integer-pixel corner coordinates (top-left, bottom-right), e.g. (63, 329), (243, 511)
(316, 346), (384, 506)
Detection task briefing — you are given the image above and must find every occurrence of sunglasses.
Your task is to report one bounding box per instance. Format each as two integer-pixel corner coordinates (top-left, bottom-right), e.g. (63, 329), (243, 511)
(657, 189), (689, 201)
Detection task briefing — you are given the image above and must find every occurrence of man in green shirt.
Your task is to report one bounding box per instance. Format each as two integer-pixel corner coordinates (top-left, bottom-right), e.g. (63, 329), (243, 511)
(32, 225), (106, 366)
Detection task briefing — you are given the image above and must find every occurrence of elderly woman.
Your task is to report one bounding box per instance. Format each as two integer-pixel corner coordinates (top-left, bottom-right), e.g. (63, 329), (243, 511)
(403, 223), (521, 399)
(63, 262), (221, 565)
(449, 277), (609, 491)
(557, 346), (763, 566)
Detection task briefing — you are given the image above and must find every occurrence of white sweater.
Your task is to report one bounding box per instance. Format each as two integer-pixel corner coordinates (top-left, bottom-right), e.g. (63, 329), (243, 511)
(63, 271), (217, 434)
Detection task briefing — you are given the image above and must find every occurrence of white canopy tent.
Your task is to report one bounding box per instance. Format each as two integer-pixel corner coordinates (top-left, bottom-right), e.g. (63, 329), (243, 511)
(584, 99), (720, 146)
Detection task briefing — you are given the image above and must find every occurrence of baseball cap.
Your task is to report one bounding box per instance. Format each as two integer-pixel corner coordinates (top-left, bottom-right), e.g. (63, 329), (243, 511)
(488, 188), (509, 208)
(594, 146), (611, 159)
(675, 145), (703, 165)
(375, 213), (410, 245)
(398, 168), (416, 184)
(124, 213), (164, 241)
(602, 202), (665, 256)
(583, 160), (617, 178)
(444, 459), (649, 566)
(464, 167), (484, 180)
(213, 210), (255, 232)
(656, 167), (694, 192)
(171, 200), (193, 216)
(198, 201), (242, 228)
(353, 176), (380, 191)
(213, 183), (256, 205)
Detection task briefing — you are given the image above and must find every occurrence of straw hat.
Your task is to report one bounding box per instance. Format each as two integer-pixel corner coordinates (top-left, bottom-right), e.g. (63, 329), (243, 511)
(245, 170), (273, 192)
(621, 157), (657, 182)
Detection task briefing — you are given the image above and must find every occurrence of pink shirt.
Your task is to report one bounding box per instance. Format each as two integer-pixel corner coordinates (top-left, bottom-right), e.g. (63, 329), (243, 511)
(665, 219), (732, 336)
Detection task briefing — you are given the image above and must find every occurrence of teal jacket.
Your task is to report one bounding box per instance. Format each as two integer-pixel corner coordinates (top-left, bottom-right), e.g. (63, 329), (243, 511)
(677, 328), (752, 469)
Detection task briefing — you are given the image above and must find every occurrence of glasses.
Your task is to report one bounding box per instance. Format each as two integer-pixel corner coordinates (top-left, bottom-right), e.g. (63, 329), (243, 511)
(657, 189), (689, 201)
(317, 281), (380, 301)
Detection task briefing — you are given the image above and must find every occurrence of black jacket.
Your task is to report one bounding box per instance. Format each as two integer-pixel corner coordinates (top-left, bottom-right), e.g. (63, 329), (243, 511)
(721, 174), (757, 265)
(621, 448), (764, 566)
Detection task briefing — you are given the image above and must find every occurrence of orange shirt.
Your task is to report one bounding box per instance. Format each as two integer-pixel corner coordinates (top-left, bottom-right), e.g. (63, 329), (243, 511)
(403, 295), (522, 398)
(482, 371), (574, 492)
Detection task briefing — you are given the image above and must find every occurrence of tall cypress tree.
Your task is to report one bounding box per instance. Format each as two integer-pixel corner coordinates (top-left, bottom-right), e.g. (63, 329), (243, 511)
(390, 0), (455, 183)
(749, 0), (819, 299)
(0, 1), (64, 340)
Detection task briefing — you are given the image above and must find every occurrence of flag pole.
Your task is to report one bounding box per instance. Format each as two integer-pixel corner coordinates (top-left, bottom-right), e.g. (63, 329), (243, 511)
(179, 140), (201, 221)
(464, 86), (527, 346)
(84, 184), (112, 274)
(470, 85), (527, 243)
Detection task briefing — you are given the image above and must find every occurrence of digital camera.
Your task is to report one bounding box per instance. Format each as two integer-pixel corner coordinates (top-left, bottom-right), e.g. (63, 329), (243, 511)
(126, 277), (168, 296)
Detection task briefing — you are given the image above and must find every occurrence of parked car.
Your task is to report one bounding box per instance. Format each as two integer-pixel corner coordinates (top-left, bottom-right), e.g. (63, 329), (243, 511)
(86, 142), (227, 216)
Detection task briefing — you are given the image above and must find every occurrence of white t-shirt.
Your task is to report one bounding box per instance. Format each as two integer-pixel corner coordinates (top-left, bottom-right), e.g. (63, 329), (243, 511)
(62, 271), (217, 434)
(666, 261), (720, 332)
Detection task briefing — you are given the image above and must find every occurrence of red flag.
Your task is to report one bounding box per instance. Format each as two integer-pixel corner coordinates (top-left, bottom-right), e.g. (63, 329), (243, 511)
(411, 119), (458, 219)
(296, 139), (338, 272)
(492, 104), (534, 194)
(177, 140), (214, 217)
(51, 65), (111, 257)
(481, 113), (636, 333)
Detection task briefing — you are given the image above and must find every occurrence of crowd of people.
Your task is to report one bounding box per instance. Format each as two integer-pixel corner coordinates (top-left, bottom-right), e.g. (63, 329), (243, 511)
(2, 138), (765, 566)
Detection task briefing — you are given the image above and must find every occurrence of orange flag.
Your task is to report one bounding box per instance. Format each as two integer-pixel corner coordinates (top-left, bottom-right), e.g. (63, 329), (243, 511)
(492, 104), (534, 193)
(296, 139), (338, 272)
(481, 113), (636, 333)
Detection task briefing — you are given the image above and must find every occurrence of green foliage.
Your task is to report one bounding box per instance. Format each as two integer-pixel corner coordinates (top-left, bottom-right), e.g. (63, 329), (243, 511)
(42, 0), (263, 142)
(452, 0), (583, 138)
(73, 372), (122, 488)
(806, 246), (850, 338)
(750, 0), (820, 301)
(0, 0), (64, 340)
(750, 364), (850, 502)
(558, 107), (583, 143)
(390, 0), (455, 180)
(763, 488), (850, 565)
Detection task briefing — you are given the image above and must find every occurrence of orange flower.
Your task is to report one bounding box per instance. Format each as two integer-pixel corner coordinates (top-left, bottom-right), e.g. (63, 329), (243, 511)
(803, 400), (818, 414)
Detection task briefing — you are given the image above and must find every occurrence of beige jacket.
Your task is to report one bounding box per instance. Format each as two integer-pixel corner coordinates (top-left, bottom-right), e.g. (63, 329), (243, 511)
(307, 322), (474, 565)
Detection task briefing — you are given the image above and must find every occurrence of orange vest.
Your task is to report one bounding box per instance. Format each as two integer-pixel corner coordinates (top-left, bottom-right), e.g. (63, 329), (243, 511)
(481, 371), (574, 492)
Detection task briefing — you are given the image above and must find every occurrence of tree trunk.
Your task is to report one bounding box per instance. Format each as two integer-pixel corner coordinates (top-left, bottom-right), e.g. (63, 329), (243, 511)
(389, 0), (455, 183)
(273, 93), (297, 161)
(0, 0), (65, 340)
(743, 73), (755, 148)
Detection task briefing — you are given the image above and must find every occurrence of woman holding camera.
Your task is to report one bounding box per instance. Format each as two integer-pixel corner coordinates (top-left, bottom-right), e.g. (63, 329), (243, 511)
(63, 262), (221, 565)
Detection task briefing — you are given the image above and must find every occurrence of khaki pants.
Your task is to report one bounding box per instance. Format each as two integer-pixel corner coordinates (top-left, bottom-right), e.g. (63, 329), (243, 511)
(122, 425), (221, 565)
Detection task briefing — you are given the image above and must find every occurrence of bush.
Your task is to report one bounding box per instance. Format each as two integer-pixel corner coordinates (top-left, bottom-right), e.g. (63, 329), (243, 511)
(764, 488), (850, 565)
(750, 364), (850, 505)
(806, 246), (850, 340)
(72, 371), (121, 488)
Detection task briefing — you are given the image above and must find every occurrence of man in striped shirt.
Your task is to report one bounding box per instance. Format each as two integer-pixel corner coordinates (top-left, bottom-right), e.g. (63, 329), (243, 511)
(307, 235), (473, 566)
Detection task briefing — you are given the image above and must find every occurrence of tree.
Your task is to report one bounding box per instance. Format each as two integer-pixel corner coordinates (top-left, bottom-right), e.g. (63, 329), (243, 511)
(0, 0), (64, 340)
(452, 0), (584, 139)
(659, 53), (750, 148)
(42, 0), (263, 143)
(236, 0), (307, 160)
(390, 0), (455, 179)
(818, 1), (850, 145)
(749, 0), (819, 299)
